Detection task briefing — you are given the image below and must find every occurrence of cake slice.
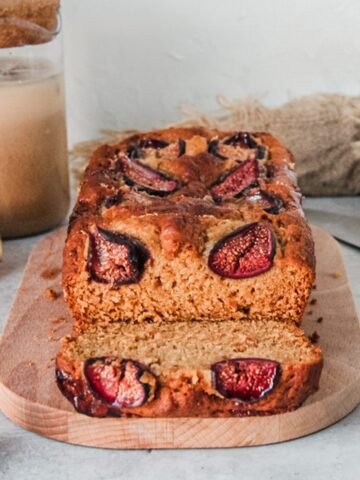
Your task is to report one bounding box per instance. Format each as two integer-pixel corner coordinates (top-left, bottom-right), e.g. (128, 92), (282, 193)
(63, 127), (315, 332)
(56, 319), (323, 417)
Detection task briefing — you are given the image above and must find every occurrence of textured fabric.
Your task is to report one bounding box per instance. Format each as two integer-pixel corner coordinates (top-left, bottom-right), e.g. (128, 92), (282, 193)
(179, 94), (360, 196)
(71, 94), (360, 196)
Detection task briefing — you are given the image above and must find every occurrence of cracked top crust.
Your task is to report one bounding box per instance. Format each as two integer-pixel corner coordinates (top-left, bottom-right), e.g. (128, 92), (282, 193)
(66, 127), (314, 270)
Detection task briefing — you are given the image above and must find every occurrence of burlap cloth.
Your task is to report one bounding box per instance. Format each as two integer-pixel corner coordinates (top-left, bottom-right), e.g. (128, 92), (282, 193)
(72, 94), (360, 196)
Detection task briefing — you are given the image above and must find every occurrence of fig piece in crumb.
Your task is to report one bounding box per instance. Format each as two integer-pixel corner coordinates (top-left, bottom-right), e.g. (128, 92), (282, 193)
(87, 227), (148, 285)
(208, 139), (227, 160)
(208, 222), (275, 279)
(118, 155), (179, 196)
(84, 357), (155, 408)
(138, 138), (169, 149)
(256, 145), (267, 159)
(84, 356), (121, 403)
(103, 193), (122, 209)
(223, 132), (258, 149)
(126, 144), (143, 159)
(246, 189), (284, 215)
(116, 359), (154, 408)
(212, 358), (280, 402)
(210, 158), (259, 202)
(178, 138), (186, 156)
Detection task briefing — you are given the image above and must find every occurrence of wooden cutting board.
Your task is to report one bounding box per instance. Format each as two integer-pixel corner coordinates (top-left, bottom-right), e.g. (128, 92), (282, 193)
(0, 226), (359, 449)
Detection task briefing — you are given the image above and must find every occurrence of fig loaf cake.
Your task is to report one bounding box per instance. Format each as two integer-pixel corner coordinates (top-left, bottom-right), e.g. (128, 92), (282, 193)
(63, 127), (315, 331)
(56, 319), (323, 417)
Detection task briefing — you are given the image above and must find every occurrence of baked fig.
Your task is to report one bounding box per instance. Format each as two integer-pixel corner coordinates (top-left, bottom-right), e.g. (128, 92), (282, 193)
(126, 138), (169, 159)
(138, 138), (169, 149)
(212, 358), (280, 402)
(208, 222), (275, 278)
(178, 138), (186, 156)
(247, 190), (284, 215)
(208, 139), (227, 160)
(210, 158), (259, 202)
(126, 144), (143, 159)
(119, 155), (179, 196)
(256, 145), (267, 160)
(223, 132), (258, 149)
(84, 357), (155, 408)
(67, 200), (90, 233)
(88, 226), (148, 285)
(103, 193), (122, 209)
(84, 356), (120, 404)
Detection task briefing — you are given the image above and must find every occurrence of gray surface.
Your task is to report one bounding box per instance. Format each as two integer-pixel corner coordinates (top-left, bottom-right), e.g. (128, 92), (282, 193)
(304, 210), (360, 249)
(0, 197), (359, 480)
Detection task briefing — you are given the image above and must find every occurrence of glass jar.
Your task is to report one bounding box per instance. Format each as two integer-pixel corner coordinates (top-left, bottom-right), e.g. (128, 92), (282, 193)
(0, 11), (69, 238)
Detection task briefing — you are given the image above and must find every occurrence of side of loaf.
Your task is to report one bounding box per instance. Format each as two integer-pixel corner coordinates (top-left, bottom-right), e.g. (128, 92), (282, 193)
(56, 319), (323, 418)
(63, 127), (315, 331)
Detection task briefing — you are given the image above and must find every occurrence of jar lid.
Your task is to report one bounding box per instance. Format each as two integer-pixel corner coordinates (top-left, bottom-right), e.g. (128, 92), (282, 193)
(0, 0), (60, 48)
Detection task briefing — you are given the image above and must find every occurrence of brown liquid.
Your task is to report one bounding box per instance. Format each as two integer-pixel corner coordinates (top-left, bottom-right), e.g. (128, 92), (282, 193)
(0, 60), (69, 238)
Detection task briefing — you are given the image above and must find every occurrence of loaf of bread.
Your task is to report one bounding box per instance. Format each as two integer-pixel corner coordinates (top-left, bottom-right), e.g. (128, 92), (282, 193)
(63, 127), (315, 332)
(56, 319), (322, 417)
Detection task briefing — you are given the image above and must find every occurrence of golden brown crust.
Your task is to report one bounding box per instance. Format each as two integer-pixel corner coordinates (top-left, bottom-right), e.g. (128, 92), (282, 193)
(55, 352), (323, 418)
(63, 127), (315, 330)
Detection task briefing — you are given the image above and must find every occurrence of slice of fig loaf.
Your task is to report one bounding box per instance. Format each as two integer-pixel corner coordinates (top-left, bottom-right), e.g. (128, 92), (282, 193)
(63, 127), (315, 331)
(56, 319), (323, 418)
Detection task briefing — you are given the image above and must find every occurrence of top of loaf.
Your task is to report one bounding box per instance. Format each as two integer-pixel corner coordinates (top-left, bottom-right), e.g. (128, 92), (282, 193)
(71, 126), (301, 226)
(68, 126), (314, 273)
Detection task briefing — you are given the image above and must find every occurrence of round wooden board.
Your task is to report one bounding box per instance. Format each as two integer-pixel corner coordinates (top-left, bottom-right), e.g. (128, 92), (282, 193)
(0, 226), (359, 449)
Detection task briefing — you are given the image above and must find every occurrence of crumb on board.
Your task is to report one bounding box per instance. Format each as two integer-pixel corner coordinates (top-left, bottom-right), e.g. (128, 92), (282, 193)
(51, 316), (67, 325)
(312, 284), (317, 290)
(45, 358), (55, 369)
(310, 298), (317, 305)
(307, 310), (313, 315)
(309, 331), (320, 344)
(49, 325), (63, 335)
(44, 287), (59, 301)
(317, 317), (324, 324)
(41, 266), (61, 280)
(331, 271), (341, 279)
(48, 335), (62, 342)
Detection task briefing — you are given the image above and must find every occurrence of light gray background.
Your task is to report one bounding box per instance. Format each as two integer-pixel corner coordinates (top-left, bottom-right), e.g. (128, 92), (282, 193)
(61, 0), (360, 145)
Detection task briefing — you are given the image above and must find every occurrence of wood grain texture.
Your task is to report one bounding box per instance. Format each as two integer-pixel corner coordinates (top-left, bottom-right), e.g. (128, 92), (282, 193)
(0, 226), (359, 449)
